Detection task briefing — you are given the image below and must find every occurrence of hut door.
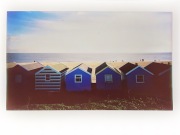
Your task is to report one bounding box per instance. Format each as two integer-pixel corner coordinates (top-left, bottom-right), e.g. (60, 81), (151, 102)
(105, 74), (113, 90)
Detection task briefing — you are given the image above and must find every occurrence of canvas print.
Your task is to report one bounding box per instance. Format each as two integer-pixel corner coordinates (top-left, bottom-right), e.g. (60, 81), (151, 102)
(7, 11), (172, 110)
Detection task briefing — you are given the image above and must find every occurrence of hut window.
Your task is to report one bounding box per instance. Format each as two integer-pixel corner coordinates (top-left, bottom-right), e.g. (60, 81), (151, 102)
(46, 74), (50, 81)
(15, 74), (22, 83)
(75, 75), (82, 83)
(105, 74), (113, 83)
(136, 75), (144, 83)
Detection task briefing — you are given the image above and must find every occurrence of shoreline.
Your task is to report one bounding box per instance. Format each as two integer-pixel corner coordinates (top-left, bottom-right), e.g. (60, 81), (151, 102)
(7, 60), (172, 64)
(7, 52), (172, 63)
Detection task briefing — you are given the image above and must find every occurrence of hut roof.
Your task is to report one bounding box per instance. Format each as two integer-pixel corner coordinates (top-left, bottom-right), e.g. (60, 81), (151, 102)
(78, 63), (92, 74)
(95, 62), (121, 75)
(95, 62), (107, 74)
(145, 62), (171, 75)
(67, 63), (92, 75)
(21, 62), (44, 71)
(126, 66), (154, 75)
(48, 63), (69, 72)
(7, 62), (17, 69)
(119, 62), (138, 74)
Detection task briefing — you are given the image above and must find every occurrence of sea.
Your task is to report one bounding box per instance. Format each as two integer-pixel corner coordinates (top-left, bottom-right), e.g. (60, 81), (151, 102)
(7, 53), (172, 63)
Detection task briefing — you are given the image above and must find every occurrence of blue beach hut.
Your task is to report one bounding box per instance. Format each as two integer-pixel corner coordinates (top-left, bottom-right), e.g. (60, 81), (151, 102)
(120, 63), (154, 92)
(95, 62), (122, 91)
(65, 63), (92, 91)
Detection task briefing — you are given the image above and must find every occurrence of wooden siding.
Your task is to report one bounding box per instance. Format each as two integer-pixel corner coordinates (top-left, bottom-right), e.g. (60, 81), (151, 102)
(65, 68), (91, 91)
(35, 66), (61, 91)
(126, 67), (154, 91)
(96, 67), (122, 91)
(157, 69), (172, 91)
(8, 64), (43, 92)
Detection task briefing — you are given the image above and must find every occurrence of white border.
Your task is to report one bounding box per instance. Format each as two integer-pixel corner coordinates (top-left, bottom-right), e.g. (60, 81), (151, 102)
(0, 1), (180, 135)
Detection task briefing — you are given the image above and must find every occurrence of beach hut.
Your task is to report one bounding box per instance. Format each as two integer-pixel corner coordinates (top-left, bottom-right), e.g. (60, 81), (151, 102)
(120, 62), (154, 92)
(95, 62), (122, 91)
(35, 63), (68, 91)
(145, 62), (172, 97)
(65, 63), (92, 91)
(8, 62), (44, 91)
(7, 62), (44, 108)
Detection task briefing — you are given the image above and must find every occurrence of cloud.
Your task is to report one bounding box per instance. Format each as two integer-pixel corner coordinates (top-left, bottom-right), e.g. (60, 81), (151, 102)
(7, 12), (172, 53)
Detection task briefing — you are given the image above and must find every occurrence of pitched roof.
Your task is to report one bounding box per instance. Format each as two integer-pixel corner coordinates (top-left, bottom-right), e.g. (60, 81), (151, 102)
(95, 62), (108, 74)
(7, 62), (17, 69)
(67, 63), (92, 75)
(21, 62), (44, 71)
(78, 63), (92, 74)
(95, 62), (121, 75)
(48, 63), (69, 72)
(145, 62), (171, 75)
(131, 62), (152, 67)
(119, 62), (138, 74)
(126, 66), (154, 75)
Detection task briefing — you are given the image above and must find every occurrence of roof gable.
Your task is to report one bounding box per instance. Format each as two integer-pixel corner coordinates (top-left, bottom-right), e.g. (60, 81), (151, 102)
(21, 62), (44, 71)
(119, 62), (138, 74)
(13, 64), (27, 72)
(95, 62), (121, 75)
(35, 65), (61, 75)
(145, 62), (171, 75)
(47, 63), (68, 72)
(126, 66), (154, 75)
(78, 63), (92, 74)
(95, 62), (108, 74)
(66, 63), (92, 75)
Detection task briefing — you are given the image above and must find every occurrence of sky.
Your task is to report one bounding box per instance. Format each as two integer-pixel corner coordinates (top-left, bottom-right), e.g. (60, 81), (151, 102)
(7, 11), (172, 53)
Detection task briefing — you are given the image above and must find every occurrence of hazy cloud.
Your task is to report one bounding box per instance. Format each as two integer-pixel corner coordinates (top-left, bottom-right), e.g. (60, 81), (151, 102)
(7, 12), (172, 53)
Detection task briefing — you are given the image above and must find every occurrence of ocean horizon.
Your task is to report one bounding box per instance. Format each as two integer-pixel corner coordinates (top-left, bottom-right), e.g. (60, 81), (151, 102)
(7, 52), (172, 63)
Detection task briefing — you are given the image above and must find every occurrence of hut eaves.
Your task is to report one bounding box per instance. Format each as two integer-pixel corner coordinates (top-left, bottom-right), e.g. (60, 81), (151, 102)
(21, 62), (44, 71)
(119, 62), (138, 75)
(49, 63), (69, 72)
(95, 62), (121, 75)
(145, 62), (171, 75)
(66, 63), (92, 75)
